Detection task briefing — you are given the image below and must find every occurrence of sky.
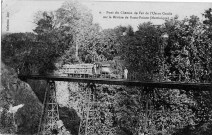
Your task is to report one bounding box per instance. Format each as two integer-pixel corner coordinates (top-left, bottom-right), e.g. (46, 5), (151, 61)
(1, 0), (212, 33)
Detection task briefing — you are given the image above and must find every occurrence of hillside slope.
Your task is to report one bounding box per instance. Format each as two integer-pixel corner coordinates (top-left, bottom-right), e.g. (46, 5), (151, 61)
(0, 62), (43, 134)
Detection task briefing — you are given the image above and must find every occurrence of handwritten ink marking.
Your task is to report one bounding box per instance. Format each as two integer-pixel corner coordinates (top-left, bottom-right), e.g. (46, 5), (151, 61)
(7, 12), (9, 17)
(6, 12), (10, 31)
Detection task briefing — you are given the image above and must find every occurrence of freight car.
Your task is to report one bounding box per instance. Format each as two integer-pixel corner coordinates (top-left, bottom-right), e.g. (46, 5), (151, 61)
(61, 63), (119, 79)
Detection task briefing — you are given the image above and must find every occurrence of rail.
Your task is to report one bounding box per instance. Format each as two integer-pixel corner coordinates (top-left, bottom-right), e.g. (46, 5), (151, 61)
(18, 75), (211, 91)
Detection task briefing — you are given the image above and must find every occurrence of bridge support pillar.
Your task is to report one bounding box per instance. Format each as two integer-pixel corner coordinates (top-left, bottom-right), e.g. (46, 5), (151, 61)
(78, 83), (99, 135)
(38, 80), (60, 135)
(139, 86), (156, 135)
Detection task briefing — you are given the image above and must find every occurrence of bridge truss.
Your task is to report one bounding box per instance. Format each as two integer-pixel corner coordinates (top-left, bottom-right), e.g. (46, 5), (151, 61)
(38, 81), (60, 135)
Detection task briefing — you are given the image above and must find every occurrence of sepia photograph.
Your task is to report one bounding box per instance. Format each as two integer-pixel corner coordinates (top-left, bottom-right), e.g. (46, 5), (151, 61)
(1, 0), (212, 135)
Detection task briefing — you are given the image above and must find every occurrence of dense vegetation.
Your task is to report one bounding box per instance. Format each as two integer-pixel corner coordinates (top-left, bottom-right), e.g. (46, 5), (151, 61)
(0, 62), (43, 134)
(1, 0), (212, 134)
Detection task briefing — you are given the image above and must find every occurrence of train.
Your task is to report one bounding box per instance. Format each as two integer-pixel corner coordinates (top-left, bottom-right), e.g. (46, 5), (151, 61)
(60, 63), (120, 79)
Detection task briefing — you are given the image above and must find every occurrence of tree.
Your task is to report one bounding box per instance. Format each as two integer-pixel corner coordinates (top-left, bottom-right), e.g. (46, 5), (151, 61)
(1, 33), (37, 73)
(162, 13), (212, 134)
(78, 23), (103, 63)
(163, 15), (211, 82)
(2, 10), (72, 75)
(118, 23), (162, 80)
(202, 8), (212, 75)
(203, 8), (212, 26)
(54, 0), (93, 62)
(32, 11), (72, 74)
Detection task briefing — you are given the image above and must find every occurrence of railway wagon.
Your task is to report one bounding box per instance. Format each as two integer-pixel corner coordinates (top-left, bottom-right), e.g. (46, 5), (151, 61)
(61, 63), (119, 78)
(61, 64), (94, 77)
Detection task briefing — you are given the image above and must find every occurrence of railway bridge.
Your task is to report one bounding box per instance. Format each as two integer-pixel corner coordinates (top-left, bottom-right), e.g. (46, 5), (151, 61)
(18, 75), (211, 135)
